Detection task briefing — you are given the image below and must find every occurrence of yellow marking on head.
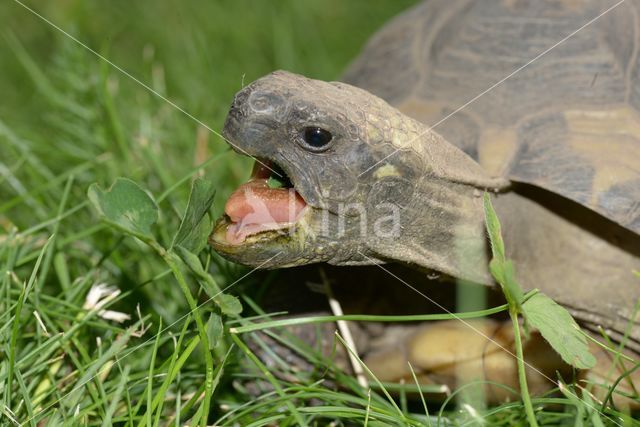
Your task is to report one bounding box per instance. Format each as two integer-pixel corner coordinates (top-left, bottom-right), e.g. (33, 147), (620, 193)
(564, 108), (640, 199)
(374, 164), (400, 179)
(478, 128), (518, 176)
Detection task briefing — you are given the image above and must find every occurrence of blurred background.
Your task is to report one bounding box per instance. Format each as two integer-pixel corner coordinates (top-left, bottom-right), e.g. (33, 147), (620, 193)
(1, 0), (416, 206)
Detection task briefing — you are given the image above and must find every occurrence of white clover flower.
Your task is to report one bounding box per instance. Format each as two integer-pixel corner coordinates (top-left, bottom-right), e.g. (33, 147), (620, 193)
(83, 283), (131, 323)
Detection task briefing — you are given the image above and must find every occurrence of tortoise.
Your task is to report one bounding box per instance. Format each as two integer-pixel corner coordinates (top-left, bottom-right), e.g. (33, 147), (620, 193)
(209, 0), (640, 405)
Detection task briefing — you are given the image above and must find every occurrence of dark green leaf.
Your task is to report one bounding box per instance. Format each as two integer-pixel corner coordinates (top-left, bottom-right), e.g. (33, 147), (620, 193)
(88, 178), (158, 240)
(483, 193), (505, 261)
(173, 246), (221, 299)
(188, 214), (213, 255)
(217, 294), (242, 316)
(172, 178), (216, 253)
(174, 245), (207, 279)
(501, 261), (524, 305)
(174, 246), (241, 315)
(267, 175), (285, 189)
(174, 245), (220, 296)
(485, 194), (525, 308)
(206, 313), (224, 350)
(522, 293), (596, 369)
(488, 259), (505, 285)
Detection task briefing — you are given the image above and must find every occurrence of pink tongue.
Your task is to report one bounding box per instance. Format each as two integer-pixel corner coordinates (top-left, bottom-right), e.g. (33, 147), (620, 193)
(224, 180), (306, 245)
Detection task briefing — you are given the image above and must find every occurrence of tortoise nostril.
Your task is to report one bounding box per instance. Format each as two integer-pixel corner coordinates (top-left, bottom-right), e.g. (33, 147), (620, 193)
(228, 106), (244, 121)
(231, 88), (251, 109)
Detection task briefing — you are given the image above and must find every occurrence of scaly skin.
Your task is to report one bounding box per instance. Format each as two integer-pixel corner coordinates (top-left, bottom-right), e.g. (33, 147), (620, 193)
(209, 71), (640, 405)
(211, 71), (640, 347)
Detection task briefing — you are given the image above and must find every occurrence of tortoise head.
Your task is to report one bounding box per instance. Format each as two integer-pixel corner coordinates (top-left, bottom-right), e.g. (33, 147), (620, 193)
(210, 71), (503, 272)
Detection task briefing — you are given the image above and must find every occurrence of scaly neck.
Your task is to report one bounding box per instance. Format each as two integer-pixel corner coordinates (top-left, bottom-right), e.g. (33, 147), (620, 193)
(364, 125), (507, 284)
(373, 177), (495, 284)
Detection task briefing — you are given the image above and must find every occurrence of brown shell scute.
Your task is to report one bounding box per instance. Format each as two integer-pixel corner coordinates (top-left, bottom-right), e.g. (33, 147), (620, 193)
(598, 180), (640, 231)
(343, 0), (640, 234)
(510, 112), (596, 206)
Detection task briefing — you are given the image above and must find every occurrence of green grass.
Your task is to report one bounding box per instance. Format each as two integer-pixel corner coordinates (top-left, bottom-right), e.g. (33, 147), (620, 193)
(1, 1), (639, 425)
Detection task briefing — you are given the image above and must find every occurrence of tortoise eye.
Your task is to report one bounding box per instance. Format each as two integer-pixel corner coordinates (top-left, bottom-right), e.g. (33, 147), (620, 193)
(301, 127), (333, 152)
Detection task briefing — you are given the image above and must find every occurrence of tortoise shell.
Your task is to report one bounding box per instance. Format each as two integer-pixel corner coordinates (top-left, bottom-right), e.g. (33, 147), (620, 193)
(343, 0), (640, 234)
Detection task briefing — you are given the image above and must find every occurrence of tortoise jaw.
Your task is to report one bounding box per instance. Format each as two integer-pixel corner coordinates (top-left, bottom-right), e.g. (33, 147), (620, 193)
(209, 155), (317, 267)
(213, 156), (309, 243)
(208, 207), (314, 268)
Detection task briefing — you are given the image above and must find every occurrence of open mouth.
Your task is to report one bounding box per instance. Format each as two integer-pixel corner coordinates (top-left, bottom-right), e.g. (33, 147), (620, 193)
(221, 159), (308, 245)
